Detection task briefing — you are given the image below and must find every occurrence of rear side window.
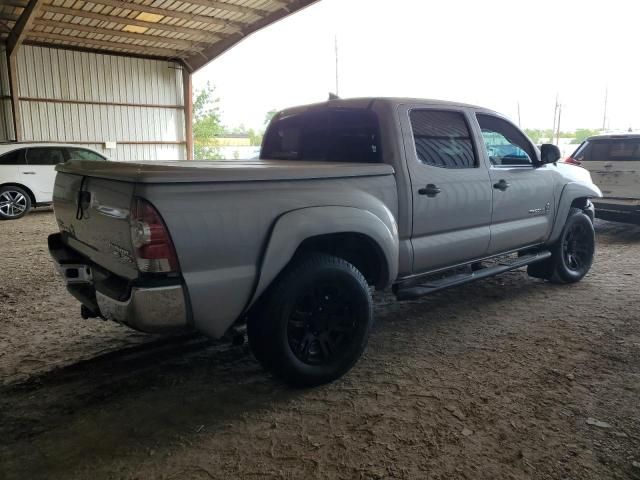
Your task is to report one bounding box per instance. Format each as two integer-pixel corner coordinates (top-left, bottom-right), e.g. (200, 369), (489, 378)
(261, 109), (381, 163)
(0, 149), (26, 165)
(574, 139), (640, 161)
(26, 147), (66, 165)
(409, 110), (477, 168)
(67, 148), (105, 161)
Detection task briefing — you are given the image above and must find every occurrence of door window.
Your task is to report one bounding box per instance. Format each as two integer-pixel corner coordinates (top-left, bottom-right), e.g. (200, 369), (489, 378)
(477, 114), (535, 166)
(67, 148), (106, 161)
(409, 110), (477, 168)
(26, 148), (66, 165)
(0, 149), (26, 165)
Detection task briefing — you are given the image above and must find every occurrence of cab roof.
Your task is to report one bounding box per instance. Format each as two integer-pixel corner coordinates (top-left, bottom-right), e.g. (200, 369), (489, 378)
(277, 97), (498, 117)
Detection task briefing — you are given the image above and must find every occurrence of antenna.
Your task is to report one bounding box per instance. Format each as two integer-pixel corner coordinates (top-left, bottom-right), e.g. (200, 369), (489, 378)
(334, 35), (339, 97)
(602, 86), (608, 131)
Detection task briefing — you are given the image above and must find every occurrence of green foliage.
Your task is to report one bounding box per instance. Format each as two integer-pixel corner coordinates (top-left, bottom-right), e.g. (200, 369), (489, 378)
(264, 109), (278, 126)
(192, 82), (224, 160)
(572, 128), (601, 144)
(524, 129), (543, 144)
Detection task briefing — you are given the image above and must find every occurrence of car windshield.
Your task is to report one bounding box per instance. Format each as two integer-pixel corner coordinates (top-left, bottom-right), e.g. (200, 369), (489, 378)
(261, 109), (381, 163)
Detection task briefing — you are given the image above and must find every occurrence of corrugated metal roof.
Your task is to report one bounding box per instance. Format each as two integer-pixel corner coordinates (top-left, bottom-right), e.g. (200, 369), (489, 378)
(0, 0), (320, 72)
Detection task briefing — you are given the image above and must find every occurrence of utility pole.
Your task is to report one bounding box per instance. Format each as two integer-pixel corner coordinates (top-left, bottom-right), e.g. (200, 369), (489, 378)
(334, 35), (339, 97)
(602, 86), (608, 131)
(517, 101), (521, 127)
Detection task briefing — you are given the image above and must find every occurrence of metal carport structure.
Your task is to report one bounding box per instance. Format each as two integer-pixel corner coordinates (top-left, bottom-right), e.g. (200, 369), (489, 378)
(0, 0), (318, 159)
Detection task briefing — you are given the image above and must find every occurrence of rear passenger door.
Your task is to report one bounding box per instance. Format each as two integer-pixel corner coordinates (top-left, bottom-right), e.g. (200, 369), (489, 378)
(474, 114), (556, 254)
(25, 147), (66, 201)
(401, 106), (493, 273)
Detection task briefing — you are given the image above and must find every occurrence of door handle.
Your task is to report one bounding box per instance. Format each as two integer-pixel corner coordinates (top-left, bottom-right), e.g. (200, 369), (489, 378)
(418, 184), (441, 197)
(493, 179), (510, 191)
(22, 171), (36, 175)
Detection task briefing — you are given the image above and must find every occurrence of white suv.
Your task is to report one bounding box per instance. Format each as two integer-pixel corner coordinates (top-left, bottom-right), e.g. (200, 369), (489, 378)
(0, 143), (106, 220)
(567, 134), (640, 224)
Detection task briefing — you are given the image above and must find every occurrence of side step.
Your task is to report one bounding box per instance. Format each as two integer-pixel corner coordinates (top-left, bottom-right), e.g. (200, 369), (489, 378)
(395, 251), (552, 301)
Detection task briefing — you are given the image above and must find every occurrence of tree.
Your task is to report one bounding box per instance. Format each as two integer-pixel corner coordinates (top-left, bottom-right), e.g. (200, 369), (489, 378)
(192, 82), (224, 160)
(572, 128), (600, 144)
(524, 129), (542, 144)
(264, 109), (278, 126)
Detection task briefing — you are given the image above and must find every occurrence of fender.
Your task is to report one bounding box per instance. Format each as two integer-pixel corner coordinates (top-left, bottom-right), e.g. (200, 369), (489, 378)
(548, 181), (602, 244)
(249, 206), (399, 307)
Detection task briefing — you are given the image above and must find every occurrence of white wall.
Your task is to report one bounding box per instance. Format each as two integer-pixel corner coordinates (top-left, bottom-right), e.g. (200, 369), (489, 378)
(13, 46), (187, 160)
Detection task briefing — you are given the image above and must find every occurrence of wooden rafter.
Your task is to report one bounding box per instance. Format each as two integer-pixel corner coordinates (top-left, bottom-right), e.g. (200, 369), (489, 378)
(1, 0), (27, 8)
(26, 30), (186, 57)
(86, 0), (244, 32)
(42, 5), (224, 42)
(6, 0), (42, 57)
(32, 18), (206, 51)
(184, 0), (319, 72)
(178, 0), (270, 16)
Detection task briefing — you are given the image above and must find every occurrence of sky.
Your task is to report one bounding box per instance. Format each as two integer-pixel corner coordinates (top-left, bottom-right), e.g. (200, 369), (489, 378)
(194, 0), (640, 132)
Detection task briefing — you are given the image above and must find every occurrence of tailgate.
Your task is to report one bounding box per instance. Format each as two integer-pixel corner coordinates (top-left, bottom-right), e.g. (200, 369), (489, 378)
(53, 171), (138, 280)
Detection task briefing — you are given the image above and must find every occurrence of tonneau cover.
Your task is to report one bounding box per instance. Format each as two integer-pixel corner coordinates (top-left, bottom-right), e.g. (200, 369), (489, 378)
(56, 160), (395, 184)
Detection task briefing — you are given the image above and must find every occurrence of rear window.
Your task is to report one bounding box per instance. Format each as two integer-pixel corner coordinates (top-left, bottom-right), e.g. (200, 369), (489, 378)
(574, 139), (640, 161)
(261, 109), (381, 163)
(0, 149), (26, 165)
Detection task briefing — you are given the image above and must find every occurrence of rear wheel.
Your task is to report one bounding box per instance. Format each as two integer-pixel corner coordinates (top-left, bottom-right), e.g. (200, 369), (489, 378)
(247, 254), (373, 387)
(528, 208), (595, 283)
(0, 186), (31, 220)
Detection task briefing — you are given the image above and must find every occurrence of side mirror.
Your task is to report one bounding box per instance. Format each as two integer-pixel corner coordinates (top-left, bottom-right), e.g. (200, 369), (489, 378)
(540, 144), (561, 164)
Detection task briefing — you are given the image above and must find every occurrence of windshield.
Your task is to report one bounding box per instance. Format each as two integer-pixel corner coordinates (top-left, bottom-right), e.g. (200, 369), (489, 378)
(261, 109), (381, 163)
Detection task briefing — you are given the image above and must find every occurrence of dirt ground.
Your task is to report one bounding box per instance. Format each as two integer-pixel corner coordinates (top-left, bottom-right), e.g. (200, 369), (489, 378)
(0, 210), (639, 480)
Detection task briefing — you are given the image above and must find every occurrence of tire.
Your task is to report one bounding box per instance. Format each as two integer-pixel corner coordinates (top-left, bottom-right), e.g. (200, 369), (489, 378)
(0, 186), (31, 220)
(247, 253), (373, 387)
(527, 208), (595, 283)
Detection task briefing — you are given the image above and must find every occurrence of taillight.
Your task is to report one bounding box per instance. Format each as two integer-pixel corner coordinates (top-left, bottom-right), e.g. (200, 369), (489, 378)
(130, 197), (179, 273)
(564, 156), (582, 166)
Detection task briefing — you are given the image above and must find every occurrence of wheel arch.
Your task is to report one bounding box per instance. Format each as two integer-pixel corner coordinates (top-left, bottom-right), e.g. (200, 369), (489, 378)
(548, 182), (601, 244)
(0, 183), (36, 205)
(248, 206), (399, 309)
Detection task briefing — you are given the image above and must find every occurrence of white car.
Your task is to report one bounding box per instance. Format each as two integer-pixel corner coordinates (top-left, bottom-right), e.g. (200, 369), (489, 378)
(567, 134), (640, 224)
(0, 143), (107, 220)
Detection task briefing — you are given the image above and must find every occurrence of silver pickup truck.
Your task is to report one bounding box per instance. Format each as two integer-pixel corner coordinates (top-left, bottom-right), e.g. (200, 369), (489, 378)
(49, 97), (601, 386)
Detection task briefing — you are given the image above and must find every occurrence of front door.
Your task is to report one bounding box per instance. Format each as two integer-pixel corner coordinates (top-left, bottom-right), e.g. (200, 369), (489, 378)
(401, 107), (493, 273)
(474, 114), (556, 255)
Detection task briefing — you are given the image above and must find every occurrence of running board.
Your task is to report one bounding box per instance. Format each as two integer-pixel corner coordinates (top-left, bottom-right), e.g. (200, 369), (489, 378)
(395, 251), (552, 301)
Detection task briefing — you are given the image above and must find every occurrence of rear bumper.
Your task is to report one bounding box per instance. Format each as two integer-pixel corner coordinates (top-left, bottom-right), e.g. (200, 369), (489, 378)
(96, 285), (188, 332)
(593, 199), (640, 224)
(48, 233), (189, 332)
